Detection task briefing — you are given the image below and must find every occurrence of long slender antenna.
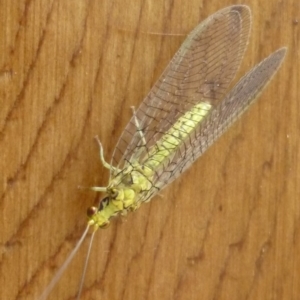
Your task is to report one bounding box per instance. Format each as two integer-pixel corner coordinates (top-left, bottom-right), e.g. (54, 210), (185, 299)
(38, 224), (91, 300)
(76, 229), (97, 300)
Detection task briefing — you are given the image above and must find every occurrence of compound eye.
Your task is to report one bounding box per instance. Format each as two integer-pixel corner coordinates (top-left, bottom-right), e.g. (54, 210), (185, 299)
(87, 206), (97, 218)
(100, 222), (110, 229)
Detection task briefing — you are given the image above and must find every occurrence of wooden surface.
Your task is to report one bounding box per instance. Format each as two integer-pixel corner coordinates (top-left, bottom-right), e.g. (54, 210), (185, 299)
(0, 1), (298, 300)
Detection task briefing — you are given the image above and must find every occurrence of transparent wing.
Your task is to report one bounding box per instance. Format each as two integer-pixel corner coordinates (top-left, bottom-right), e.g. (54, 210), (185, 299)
(145, 47), (287, 199)
(111, 5), (251, 174)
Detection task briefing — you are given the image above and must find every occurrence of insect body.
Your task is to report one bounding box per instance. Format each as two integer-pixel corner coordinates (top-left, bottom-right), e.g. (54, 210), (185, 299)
(86, 5), (286, 231)
(89, 101), (212, 228)
(38, 5), (286, 300)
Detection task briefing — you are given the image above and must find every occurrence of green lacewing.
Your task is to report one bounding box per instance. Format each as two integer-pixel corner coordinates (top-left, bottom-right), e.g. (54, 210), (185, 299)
(38, 5), (286, 300)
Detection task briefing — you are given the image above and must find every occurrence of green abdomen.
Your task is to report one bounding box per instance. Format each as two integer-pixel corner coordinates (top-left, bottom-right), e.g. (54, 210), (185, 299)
(143, 102), (212, 170)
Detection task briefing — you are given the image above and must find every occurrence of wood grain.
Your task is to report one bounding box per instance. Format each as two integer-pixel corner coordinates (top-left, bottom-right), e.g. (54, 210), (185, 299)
(0, 0), (298, 300)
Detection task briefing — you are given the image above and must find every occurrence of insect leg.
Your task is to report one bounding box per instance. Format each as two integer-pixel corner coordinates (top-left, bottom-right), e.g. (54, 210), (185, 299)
(131, 106), (146, 146)
(94, 135), (119, 172)
(78, 184), (107, 192)
(89, 186), (107, 192)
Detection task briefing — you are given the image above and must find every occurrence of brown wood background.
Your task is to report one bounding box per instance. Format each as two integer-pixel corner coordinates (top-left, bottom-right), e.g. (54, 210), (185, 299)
(0, 0), (298, 299)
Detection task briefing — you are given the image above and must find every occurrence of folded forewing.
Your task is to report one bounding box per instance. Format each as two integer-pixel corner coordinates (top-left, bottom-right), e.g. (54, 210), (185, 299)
(145, 48), (286, 200)
(111, 5), (251, 177)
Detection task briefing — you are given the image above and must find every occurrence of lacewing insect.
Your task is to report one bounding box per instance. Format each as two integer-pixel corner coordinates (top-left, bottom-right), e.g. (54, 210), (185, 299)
(38, 5), (286, 300)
